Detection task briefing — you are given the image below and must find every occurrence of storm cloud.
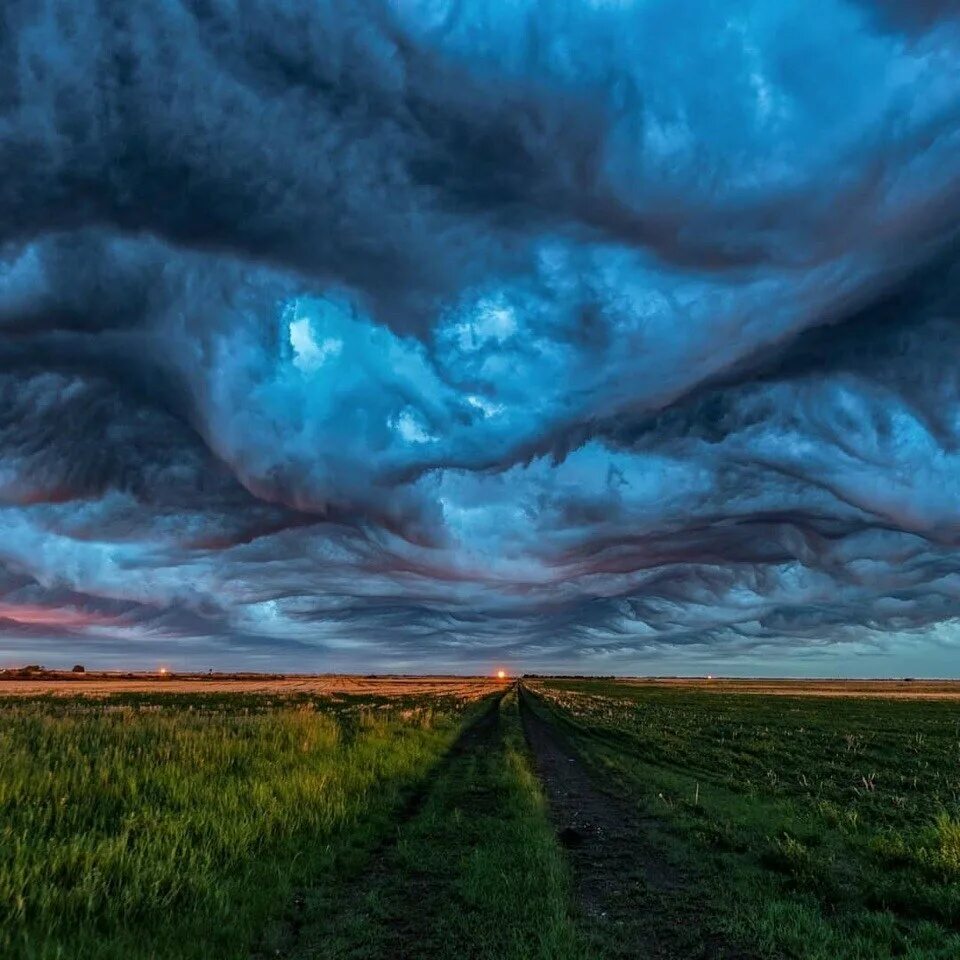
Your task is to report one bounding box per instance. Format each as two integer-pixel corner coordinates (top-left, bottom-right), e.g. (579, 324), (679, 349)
(2, 0), (960, 673)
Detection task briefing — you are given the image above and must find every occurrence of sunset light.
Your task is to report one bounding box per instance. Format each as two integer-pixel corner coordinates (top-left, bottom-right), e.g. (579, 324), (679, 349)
(5, 4), (960, 958)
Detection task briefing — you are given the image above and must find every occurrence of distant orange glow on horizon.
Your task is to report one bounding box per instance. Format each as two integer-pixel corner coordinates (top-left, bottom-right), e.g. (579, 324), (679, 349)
(497, 669), (507, 680)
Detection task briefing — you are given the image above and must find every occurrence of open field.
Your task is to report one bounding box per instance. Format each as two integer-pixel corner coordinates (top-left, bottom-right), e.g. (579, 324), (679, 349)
(1, 676), (957, 958)
(0, 671), (503, 698)
(607, 678), (960, 699)
(527, 678), (960, 959)
(0, 681), (511, 959)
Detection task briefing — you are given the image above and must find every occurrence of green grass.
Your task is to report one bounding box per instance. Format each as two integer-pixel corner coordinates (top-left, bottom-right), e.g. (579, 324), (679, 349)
(0, 691), (488, 960)
(528, 679), (960, 960)
(7, 679), (957, 959)
(290, 687), (586, 959)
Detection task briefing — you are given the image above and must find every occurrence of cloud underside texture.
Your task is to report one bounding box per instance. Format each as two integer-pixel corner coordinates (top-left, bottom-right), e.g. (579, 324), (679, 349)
(2, 0), (960, 669)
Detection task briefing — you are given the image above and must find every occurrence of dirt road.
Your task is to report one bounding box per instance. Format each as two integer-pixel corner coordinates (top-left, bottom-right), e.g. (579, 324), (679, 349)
(519, 686), (751, 960)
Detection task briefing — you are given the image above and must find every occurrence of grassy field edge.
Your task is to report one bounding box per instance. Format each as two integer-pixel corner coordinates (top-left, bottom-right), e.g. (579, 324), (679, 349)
(289, 685), (588, 959)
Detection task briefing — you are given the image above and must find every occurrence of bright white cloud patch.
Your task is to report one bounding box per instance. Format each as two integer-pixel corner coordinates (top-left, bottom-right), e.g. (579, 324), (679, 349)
(390, 408), (437, 444)
(289, 317), (343, 372)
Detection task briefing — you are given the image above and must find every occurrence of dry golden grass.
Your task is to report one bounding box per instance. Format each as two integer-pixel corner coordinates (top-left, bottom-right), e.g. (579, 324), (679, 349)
(612, 677), (960, 698)
(0, 672), (508, 699)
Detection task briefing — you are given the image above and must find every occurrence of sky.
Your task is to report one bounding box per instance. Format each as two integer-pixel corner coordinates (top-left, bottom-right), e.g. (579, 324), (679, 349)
(1, 1), (960, 676)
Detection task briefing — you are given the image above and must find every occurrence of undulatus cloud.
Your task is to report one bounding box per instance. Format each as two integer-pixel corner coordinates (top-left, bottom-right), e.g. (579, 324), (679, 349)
(1, 0), (960, 674)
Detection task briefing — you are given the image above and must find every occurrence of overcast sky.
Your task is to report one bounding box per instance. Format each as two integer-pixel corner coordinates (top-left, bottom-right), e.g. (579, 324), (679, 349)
(2, 0), (960, 675)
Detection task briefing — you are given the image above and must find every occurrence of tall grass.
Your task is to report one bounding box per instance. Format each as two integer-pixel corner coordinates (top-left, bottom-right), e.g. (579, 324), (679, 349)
(0, 694), (477, 960)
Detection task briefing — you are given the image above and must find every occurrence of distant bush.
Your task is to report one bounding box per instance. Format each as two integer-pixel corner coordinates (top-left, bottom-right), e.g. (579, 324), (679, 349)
(71, 664), (86, 674)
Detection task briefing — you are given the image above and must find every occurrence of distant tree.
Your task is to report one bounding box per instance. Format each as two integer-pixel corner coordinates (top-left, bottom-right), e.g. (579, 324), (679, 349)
(23, 664), (42, 673)
(71, 664), (86, 674)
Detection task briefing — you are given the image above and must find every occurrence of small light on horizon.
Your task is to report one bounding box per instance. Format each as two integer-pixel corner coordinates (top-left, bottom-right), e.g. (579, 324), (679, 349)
(159, 667), (168, 676)
(497, 669), (507, 680)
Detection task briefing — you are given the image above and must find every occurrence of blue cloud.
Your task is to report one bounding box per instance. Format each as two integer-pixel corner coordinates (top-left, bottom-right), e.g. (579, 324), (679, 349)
(1, 0), (960, 673)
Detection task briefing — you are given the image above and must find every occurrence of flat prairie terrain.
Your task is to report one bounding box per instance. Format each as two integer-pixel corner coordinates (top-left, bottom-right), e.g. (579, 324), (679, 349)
(528, 677), (960, 959)
(613, 677), (960, 698)
(0, 671), (502, 698)
(1, 675), (957, 959)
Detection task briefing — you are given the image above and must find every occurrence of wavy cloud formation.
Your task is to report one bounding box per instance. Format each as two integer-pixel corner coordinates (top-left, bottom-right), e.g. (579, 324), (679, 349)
(2, 0), (960, 672)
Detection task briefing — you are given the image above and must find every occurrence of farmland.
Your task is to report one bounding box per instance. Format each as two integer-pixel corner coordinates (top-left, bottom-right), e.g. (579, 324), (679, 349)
(525, 678), (960, 960)
(0, 675), (958, 959)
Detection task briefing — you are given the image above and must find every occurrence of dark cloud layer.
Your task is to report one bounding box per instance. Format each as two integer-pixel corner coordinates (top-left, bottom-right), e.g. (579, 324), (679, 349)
(2, 0), (960, 672)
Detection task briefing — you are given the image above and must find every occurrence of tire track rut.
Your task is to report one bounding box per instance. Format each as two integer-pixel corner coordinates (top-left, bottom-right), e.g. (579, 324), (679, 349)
(519, 685), (751, 960)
